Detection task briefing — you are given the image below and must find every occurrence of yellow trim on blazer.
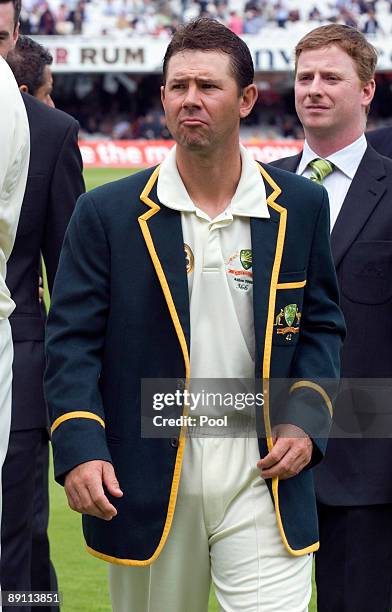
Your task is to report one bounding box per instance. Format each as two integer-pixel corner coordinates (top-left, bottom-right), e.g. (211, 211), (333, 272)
(51, 411), (105, 434)
(86, 165), (191, 567)
(290, 380), (333, 418)
(257, 163), (320, 557)
(276, 280), (307, 290)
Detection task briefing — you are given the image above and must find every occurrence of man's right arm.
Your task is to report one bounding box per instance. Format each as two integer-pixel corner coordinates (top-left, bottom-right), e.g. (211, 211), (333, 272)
(45, 192), (114, 495)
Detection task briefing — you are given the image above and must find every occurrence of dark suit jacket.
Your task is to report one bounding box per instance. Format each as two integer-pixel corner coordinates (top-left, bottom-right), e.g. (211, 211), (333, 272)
(6, 93), (84, 431)
(366, 127), (392, 158)
(272, 145), (392, 505)
(45, 163), (345, 563)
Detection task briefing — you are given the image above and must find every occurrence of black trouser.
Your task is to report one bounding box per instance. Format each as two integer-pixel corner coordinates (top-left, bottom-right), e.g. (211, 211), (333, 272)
(1, 429), (59, 612)
(316, 502), (392, 612)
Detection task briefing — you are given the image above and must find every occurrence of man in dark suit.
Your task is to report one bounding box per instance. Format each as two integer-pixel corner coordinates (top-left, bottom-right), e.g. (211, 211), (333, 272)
(45, 18), (344, 612)
(0, 1), (85, 608)
(367, 126), (392, 157)
(272, 24), (392, 612)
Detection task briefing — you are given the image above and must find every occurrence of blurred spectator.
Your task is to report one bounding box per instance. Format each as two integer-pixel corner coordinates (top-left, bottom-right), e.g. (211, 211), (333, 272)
(38, 2), (56, 34)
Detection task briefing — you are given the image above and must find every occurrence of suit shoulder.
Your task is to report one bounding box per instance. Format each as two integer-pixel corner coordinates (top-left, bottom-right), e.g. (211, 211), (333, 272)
(79, 167), (157, 217)
(22, 93), (78, 132)
(261, 161), (325, 199)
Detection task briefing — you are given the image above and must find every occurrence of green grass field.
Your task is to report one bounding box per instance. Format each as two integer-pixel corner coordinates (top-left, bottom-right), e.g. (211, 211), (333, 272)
(48, 167), (317, 611)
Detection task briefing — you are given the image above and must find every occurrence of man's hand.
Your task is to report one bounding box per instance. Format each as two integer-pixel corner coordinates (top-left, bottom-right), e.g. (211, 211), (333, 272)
(257, 424), (313, 480)
(64, 460), (123, 521)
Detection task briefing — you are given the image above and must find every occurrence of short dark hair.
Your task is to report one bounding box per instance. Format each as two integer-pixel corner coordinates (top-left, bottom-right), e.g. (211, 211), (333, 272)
(0, 0), (21, 27)
(162, 18), (254, 92)
(7, 35), (53, 95)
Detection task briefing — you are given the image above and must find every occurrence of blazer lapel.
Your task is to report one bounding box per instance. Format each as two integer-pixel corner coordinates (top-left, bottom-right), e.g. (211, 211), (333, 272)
(252, 164), (286, 378)
(138, 167), (191, 377)
(331, 146), (387, 269)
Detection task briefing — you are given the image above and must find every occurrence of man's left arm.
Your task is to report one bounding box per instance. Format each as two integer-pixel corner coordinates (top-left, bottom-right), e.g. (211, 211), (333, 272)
(41, 118), (85, 292)
(260, 189), (346, 479)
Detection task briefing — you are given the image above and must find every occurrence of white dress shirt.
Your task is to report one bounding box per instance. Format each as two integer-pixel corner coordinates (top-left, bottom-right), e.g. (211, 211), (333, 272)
(0, 57), (30, 320)
(297, 134), (367, 230)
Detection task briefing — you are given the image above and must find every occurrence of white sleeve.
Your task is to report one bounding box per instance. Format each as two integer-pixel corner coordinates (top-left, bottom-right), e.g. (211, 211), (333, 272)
(0, 57), (30, 318)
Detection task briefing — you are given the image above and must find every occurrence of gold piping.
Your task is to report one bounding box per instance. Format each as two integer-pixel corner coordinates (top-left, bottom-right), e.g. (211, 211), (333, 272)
(290, 380), (333, 418)
(276, 280), (307, 290)
(51, 411), (105, 434)
(257, 163), (320, 556)
(87, 164), (191, 566)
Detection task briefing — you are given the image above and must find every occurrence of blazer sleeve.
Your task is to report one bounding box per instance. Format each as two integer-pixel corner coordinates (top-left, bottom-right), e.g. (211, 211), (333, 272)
(44, 192), (112, 484)
(41, 118), (85, 292)
(275, 188), (346, 466)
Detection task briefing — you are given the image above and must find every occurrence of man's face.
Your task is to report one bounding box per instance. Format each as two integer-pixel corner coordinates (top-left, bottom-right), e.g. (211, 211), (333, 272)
(295, 44), (375, 140)
(161, 50), (256, 152)
(35, 65), (55, 107)
(0, 2), (18, 58)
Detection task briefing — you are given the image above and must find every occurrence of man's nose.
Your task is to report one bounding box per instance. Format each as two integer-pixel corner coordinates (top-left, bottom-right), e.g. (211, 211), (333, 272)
(182, 84), (201, 108)
(308, 75), (323, 97)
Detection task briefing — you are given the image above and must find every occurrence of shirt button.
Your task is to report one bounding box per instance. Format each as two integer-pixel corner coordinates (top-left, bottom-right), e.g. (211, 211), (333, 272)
(170, 437), (179, 448)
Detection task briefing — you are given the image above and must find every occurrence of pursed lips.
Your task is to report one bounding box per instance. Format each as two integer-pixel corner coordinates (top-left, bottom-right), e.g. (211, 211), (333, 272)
(180, 117), (207, 125)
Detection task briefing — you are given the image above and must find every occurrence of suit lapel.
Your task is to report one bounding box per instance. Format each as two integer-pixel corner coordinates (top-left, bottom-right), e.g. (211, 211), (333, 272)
(331, 146), (386, 268)
(273, 153), (302, 174)
(252, 164), (287, 456)
(138, 167), (190, 377)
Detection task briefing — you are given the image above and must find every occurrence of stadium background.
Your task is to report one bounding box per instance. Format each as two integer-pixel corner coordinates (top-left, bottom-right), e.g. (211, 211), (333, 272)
(31, 0), (392, 608)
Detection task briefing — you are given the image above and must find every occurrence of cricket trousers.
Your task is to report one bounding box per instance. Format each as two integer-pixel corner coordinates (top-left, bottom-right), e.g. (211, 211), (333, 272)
(109, 435), (312, 612)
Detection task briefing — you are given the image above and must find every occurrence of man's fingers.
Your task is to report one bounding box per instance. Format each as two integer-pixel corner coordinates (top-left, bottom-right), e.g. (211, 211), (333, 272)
(64, 460), (121, 520)
(257, 437), (290, 470)
(260, 447), (300, 479)
(102, 462), (123, 498)
(86, 481), (118, 520)
(259, 442), (311, 480)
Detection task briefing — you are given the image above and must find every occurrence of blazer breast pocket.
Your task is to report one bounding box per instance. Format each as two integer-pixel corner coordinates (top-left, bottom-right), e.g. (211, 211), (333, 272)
(341, 241), (392, 305)
(273, 270), (306, 347)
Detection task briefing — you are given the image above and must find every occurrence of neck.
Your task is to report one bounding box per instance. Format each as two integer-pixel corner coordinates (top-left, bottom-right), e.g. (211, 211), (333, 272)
(175, 142), (242, 219)
(305, 127), (365, 158)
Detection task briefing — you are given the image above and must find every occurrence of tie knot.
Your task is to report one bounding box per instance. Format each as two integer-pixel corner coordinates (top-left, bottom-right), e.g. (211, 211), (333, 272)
(309, 158), (334, 184)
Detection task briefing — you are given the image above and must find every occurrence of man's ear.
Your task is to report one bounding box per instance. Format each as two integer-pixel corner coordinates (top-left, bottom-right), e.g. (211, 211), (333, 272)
(239, 83), (258, 120)
(19, 84), (29, 94)
(13, 21), (19, 46)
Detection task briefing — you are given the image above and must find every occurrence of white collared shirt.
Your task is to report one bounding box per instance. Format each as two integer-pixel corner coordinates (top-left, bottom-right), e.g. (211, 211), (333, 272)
(297, 134), (367, 230)
(0, 58), (30, 320)
(157, 144), (269, 377)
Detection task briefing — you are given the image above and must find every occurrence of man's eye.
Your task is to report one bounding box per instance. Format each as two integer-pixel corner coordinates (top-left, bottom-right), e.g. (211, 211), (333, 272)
(172, 83), (185, 89)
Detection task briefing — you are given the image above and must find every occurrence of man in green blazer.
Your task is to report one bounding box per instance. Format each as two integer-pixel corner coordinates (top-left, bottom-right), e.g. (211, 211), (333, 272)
(45, 18), (345, 612)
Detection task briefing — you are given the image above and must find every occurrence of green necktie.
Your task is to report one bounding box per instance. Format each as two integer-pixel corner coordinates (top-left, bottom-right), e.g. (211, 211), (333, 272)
(309, 158), (334, 184)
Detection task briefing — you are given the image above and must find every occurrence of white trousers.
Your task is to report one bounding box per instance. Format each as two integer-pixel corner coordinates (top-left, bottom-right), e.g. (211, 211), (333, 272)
(0, 318), (13, 600)
(109, 436), (312, 612)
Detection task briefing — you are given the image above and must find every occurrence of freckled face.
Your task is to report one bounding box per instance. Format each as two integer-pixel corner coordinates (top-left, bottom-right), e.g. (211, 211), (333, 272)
(295, 45), (375, 139)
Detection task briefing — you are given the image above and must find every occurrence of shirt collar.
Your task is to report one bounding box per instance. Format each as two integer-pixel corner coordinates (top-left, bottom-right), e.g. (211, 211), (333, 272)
(298, 134), (367, 179)
(157, 144), (269, 219)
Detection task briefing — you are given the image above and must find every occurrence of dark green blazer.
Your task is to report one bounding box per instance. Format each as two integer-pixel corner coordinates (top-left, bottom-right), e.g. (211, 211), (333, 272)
(45, 162), (345, 565)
